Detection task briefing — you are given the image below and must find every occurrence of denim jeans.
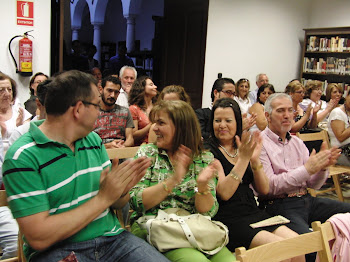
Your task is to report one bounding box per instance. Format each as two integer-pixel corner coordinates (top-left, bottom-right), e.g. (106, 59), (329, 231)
(264, 193), (350, 262)
(0, 207), (18, 259)
(31, 231), (170, 262)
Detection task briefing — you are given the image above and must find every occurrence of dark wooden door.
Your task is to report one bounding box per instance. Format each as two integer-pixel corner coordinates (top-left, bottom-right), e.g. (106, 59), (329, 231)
(154, 0), (209, 109)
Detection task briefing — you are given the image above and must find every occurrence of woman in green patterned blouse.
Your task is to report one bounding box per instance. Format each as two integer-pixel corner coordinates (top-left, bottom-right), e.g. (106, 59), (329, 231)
(130, 100), (235, 262)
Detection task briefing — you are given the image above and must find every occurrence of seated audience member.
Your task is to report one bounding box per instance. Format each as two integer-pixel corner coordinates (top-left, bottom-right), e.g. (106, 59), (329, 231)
(248, 73), (269, 104)
(24, 72), (48, 117)
(116, 66), (137, 108)
(204, 98), (303, 261)
(91, 67), (102, 86)
(259, 93), (350, 261)
(234, 78), (253, 115)
(129, 76), (157, 146)
(87, 44), (99, 70)
(248, 84), (275, 132)
(149, 85), (191, 143)
(0, 132), (18, 260)
(69, 40), (89, 72)
(328, 90), (350, 166)
(0, 73), (31, 151)
(284, 79), (300, 94)
(300, 80), (339, 124)
(130, 100), (235, 262)
(9, 80), (51, 146)
(326, 83), (344, 104)
(2, 70), (170, 262)
(157, 85), (191, 104)
(195, 78), (235, 140)
(93, 75), (134, 148)
(109, 45), (135, 76)
(286, 81), (317, 133)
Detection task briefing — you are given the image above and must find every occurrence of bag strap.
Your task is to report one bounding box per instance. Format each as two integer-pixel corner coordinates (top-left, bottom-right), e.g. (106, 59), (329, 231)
(177, 215), (229, 255)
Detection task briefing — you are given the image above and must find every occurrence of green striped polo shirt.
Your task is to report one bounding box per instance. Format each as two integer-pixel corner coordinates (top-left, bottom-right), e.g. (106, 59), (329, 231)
(3, 120), (123, 260)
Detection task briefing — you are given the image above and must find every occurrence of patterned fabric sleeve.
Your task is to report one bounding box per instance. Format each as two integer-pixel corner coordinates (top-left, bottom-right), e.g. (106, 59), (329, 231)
(129, 144), (219, 221)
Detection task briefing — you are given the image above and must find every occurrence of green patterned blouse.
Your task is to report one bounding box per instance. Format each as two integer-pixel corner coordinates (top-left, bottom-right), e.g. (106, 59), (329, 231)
(130, 144), (219, 222)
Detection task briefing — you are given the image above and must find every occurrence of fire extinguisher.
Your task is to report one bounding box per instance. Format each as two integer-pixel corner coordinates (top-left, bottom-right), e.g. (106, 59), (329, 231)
(8, 30), (34, 77)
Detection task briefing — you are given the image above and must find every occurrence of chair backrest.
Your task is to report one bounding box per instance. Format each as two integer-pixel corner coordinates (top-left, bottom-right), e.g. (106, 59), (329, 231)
(0, 190), (8, 207)
(296, 130), (330, 153)
(311, 221), (335, 262)
(106, 146), (140, 160)
(235, 220), (335, 262)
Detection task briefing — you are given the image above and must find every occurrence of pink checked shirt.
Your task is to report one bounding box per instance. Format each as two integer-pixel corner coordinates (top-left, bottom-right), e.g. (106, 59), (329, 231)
(259, 127), (328, 199)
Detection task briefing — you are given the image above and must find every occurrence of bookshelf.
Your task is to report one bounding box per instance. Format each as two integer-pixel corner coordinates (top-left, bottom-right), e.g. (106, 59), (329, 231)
(300, 27), (350, 96)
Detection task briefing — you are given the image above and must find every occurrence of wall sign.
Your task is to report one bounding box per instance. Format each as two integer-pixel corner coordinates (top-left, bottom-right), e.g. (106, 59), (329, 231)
(17, 0), (34, 26)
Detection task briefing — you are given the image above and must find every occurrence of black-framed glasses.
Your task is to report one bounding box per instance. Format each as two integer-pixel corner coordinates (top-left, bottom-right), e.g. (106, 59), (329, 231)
(221, 90), (235, 96)
(82, 100), (101, 110)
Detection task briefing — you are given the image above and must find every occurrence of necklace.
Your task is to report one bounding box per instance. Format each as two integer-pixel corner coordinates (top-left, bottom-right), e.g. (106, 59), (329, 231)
(219, 144), (238, 158)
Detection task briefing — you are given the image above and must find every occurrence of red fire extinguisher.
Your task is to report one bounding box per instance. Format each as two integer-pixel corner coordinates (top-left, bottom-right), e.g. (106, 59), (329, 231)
(8, 30), (34, 77)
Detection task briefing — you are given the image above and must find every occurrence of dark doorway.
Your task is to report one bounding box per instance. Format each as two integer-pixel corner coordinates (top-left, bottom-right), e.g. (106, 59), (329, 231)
(155, 0), (209, 109)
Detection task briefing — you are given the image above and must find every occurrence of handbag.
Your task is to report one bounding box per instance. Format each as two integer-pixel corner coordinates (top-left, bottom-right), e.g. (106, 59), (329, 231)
(136, 208), (229, 255)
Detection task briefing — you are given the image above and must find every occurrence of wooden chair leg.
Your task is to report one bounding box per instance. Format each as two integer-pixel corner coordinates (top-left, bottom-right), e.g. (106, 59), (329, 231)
(332, 174), (344, 202)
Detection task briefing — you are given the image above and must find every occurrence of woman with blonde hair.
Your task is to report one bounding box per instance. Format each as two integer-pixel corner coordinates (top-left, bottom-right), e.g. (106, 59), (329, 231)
(234, 78), (252, 115)
(286, 81), (318, 133)
(130, 100), (235, 262)
(158, 85), (191, 104)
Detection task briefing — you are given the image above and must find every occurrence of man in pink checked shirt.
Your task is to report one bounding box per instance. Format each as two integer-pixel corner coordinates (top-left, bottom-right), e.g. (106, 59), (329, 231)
(258, 93), (350, 261)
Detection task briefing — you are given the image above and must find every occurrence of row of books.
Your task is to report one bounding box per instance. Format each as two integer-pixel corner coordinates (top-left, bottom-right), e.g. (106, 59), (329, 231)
(300, 78), (350, 96)
(303, 57), (350, 75)
(307, 36), (350, 52)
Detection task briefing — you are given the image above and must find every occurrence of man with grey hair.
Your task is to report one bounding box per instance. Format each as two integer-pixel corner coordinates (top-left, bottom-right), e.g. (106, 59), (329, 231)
(259, 93), (350, 261)
(116, 66), (137, 108)
(248, 73), (269, 103)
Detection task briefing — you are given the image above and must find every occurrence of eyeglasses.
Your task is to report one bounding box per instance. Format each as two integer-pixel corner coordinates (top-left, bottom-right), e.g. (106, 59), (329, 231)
(294, 91), (305, 94)
(82, 101), (101, 110)
(221, 90), (235, 96)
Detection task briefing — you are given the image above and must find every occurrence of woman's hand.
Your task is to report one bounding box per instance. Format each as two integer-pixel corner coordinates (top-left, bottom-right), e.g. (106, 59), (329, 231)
(196, 160), (220, 188)
(305, 103), (313, 117)
(250, 131), (263, 165)
(313, 101), (321, 115)
(16, 107), (25, 127)
(236, 130), (257, 161)
(171, 145), (192, 184)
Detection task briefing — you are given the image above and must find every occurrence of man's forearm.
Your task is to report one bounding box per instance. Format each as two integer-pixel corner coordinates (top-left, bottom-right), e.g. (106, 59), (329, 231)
(17, 193), (114, 251)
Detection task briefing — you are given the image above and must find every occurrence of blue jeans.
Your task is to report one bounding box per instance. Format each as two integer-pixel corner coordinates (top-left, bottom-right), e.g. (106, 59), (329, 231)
(264, 194), (350, 262)
(31, 231), (170, 262)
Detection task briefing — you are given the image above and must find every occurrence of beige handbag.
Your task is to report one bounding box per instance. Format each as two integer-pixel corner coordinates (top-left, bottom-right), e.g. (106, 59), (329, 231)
(137, 208), (229, 255)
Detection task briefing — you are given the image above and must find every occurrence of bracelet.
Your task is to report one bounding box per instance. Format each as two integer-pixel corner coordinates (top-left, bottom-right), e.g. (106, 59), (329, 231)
(251, 163), (263, 171)
(229, 170), (243, 184)
(162, 181), (171, 194)
(194, 187), (210, 195)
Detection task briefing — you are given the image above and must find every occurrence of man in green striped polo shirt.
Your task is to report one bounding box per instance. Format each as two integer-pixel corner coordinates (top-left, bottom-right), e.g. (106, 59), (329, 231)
(3, 70), (170, 262)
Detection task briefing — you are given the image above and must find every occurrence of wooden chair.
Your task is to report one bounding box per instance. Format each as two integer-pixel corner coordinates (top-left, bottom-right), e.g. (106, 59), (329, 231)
(235, 221), (335, 262)
(296, 130), (350, 201)
(106, 146), (140, 230)
(106, 146), (140, 160)
(0, 190), (25, 262)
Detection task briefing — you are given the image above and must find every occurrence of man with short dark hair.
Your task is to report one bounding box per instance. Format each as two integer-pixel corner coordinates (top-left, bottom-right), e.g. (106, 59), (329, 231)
(195, 78), (235, 139)
(3, 70), (169, 262)
(93, 75), (134, 148)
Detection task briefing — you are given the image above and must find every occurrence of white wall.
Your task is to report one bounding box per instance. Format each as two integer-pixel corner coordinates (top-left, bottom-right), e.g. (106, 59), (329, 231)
(0, 0), (51, 107)
(308, 0), (350, 28)
(202, 0), (311, 108)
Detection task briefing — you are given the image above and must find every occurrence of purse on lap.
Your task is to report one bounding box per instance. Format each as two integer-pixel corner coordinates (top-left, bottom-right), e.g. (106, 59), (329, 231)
(136, 208), (229, 255)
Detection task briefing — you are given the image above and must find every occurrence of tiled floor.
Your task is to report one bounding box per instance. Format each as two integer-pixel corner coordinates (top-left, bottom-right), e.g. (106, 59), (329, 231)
(318, 175), (350, 203)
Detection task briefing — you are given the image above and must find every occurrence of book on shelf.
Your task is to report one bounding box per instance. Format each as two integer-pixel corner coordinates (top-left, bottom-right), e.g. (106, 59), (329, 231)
(307, 35), (350, 53)
(250, 215), (290, 229)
